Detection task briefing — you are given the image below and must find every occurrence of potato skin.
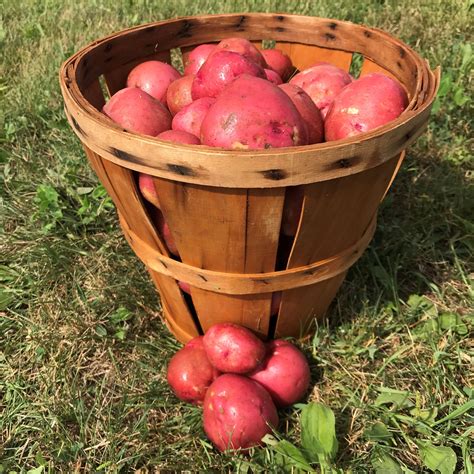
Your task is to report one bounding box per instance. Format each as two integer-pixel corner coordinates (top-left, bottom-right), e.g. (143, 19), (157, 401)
(261, 49), (294, 81)
(172, 97), (216, 138)
(203, 374), (279, 452)
(279, 83), (324, 144)
(184, 44), (217, 76)
(166, 75), (195, 116)
(201, 75), (308, 149)
(157, 129), (200, 144)
(248, 339), (311, 408)
(127, 60), (181, 105)
(167, 345), (220, 405)
(191, 50), (265, 100)
(325, 73), (408, 141)
(290, 63), (353, 118)
(203, 323), (266, 374)
(103, 87), (171, 136)
(265, 68), (283, 85)
(215, 37), (267, 68)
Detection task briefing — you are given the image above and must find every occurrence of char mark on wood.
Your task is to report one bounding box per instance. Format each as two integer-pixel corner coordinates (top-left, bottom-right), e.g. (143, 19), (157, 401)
(177, 20), (194, 38)
(275, 27), (285, 33)
(328, 22), (338, 30)
(325, 33), (336, 41)
(261, 169), (287, 180)
(275, 15), (285, 21)
(104, 43), (113, 52)
(166, 163), (197, 177)
(71, 116), (86, 137)
(364, 30), (372, 38)
(198, 274), (208, 282)
(399, 46), (406, 58)
(110, 147), (144, 164)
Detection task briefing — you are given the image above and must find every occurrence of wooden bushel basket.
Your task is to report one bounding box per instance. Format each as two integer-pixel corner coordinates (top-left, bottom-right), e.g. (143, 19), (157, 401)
(60, 14), (439, 343)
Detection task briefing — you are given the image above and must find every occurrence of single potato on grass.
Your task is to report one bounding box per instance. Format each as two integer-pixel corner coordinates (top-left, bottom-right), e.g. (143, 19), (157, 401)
(203, 374), (279, 452)
(203, 323), (266, 374)
(248, 339), (311, 408)
(167, 343), (220, 405)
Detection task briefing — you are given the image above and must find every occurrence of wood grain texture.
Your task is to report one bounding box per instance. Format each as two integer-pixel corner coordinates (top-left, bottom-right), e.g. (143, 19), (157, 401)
(150, 178), (285, 337)
(116, 214), (376, 294)
(275, 42), (353, 71)
(83, 146), (200, 341)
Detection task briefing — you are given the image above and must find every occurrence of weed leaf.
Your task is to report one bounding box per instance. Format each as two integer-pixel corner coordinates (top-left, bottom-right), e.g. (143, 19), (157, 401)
(263, 435), (312, 472)
(375, 387), (413, 409)
(371, 449), (403, 474)
(417, 441), (457, 474)
(300, 402), (338, 466)
(366, 422), (393, 443)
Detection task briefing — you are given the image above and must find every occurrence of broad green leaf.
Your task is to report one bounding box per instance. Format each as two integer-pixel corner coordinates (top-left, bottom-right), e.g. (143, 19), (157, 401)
(263, 435), (312, 472)
(453, 88), (469, 107)
(300, 402), (338, 465)
(438, 312), (468, 335)
(371, 449), (403, 474)
(375, 387), (413, 409)
(26, 468), (44, 474)
(365, 422), (393, 443)
(417, 441), (457, 474)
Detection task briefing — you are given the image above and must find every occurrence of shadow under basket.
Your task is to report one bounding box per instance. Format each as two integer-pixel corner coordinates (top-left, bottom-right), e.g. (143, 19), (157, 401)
(60, 13), (440, 343)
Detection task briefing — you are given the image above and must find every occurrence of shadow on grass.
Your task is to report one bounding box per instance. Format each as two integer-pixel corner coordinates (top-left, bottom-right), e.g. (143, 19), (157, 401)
(329, 150), (473, 327)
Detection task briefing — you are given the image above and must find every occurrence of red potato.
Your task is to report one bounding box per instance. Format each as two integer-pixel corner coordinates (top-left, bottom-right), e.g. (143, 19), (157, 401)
(191, 50), (266, 100)
(290, 63), (353, 118)
(157, 129), (200, 144)
(261, 49), (294, 81)
(178, 280), (191, 294)
(203, 374), (279, 452)
(172, 97), (216, 138)
(248, 339), (311, 408)
(138, 173), (160, 209)
(215, 37), (267, 68)
(203, 323), (266, 374)
(103, 87), (171, 136)
(264, 68), (283, 85)
(281, 186), (304, 236)
(325, 73), (409, 141)
(127, 60), (181, 105)
(185, 335), (204, 349)
(201, 75), (308, 149)
(153, 209), (179, 257)
(167, 344), (220, 405)
(279, 83), (324, 144)
(184, 44), (217, 76)
(166, 75), (195, 116)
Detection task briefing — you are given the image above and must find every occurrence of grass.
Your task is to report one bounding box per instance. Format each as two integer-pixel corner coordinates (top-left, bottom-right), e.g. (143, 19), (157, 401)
(1, 0), (473, 472)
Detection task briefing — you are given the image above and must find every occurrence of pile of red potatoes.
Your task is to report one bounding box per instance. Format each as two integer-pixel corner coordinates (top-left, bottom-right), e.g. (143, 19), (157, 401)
(103, 37), (408, 260)
(166, 322), (310, 452)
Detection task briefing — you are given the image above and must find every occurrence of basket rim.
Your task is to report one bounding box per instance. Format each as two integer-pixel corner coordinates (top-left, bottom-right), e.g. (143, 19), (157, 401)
(59, 13), (440, 187)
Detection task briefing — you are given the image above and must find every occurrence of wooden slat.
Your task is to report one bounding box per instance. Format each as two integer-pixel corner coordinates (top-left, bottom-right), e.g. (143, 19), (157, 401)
(152, 178), (284, 337)
(83, 146), (200, 341)
(275, 42), (353, 71)
(82, 79), (105, 110)
(275, 153), (401, 336)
